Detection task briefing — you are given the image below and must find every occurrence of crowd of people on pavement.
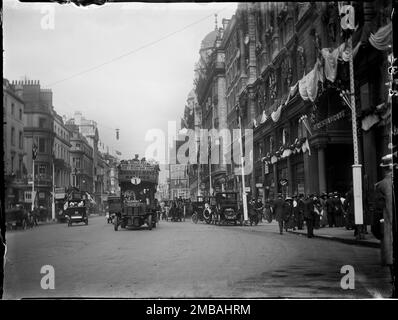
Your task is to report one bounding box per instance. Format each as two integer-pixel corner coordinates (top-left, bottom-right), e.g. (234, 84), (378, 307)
(248, 190), (370, 239)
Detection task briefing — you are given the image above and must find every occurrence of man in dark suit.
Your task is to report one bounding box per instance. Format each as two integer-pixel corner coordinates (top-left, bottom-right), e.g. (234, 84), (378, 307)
(297, 194), (305, 230)
(303, 194), (315, 238)
(325, 192), (335, 227)
(273, 194), (286, 234)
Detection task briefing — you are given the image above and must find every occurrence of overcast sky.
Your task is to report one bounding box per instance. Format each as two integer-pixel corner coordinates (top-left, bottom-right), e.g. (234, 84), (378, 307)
(3, 1), (237, 170)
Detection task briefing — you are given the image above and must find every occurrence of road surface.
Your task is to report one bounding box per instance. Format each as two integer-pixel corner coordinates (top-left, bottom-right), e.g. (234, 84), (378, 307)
(3, 216), (392, 299)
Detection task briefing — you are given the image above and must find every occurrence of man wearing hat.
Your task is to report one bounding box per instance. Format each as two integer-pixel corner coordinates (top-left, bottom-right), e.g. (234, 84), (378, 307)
(325, 192), (335, 227)
(296, 194), (305, 230)
(273, 194), (286, 234)
(374, 154), (395, 295)
(332, 191), (344, 227)
(303, 194), (316, 238)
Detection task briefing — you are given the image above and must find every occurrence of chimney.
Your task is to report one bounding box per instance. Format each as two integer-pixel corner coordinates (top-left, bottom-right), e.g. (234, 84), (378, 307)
(222, 18), (230, 30)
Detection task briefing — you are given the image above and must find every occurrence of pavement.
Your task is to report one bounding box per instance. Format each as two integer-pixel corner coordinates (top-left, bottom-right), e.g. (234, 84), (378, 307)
(3, 215), (391, 299)
(287, 225), (379, 248)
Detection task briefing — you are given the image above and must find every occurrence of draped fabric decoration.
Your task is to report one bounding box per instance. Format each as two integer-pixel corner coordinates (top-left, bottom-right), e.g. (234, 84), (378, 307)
(260, 110), (268, 124)
(322, 47), (340, 82)
(282, 148), (292, 158)
(253, 118), (258, 128)
(271, 104), (282, 122)
(284, 82), (299, 106)
(299, 115), (313, 136)
(338, 41), (360, 62)
(369, 22), (392, 51)
(361, 113), (380, 131)
(270, 155), (278, 164)
(301, 138), (311, 156)
(298, 60), (324, 102)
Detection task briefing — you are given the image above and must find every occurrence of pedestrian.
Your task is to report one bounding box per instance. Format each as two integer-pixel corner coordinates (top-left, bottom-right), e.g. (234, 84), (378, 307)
(319, 193), (328, 228)
(284, 196), (295, 231)
(343, 187), (355, 231)
(296, 194), (305, 230)
(263, 198), (273, 223)
(374, 154), (394, 291)
(303, 194), (315, 238)
(313, 195), (322, 229)
(313, 195), (321, 229)
(292, 195), (299, 229)
(325, 192), (335, 227)
(333, 192), (344, 227)
(273, 194), (286, 234)
(256, 197), (263, 223)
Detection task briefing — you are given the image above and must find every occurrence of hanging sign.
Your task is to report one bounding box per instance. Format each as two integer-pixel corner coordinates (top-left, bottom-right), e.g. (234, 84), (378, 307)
(340, 5), (355, 31)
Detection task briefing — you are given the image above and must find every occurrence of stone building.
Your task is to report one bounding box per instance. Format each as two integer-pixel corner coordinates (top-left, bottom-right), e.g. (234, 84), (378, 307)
(12, 80), (55, 210)
(52, 110), (72, 210)
(3, 79), (26, 208)
(188, 1), (392, 207)
(65, 123), (94, 194)
(194, 18), (229, 196)
(66, 111), (102, 206)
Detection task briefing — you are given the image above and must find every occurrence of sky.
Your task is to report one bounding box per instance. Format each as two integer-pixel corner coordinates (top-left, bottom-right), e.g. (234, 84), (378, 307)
(3, 1), (238, 174)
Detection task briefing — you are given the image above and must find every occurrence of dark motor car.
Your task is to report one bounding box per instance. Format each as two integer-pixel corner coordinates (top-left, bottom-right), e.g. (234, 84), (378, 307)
(191, 196), (216, 224)
(65, 191), (88, 226)
(215, 192), (243, 226)
(5, 205), (30, 230)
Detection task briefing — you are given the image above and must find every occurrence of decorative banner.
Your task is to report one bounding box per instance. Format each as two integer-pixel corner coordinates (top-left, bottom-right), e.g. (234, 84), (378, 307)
(270, 155), (278, 164)
(312, 110), (346, 130)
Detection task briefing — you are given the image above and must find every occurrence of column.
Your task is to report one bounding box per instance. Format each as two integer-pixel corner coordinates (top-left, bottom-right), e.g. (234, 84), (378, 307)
(287, 156), (293, 196)
(317, 146), (326, 194)
(273, 163), (278, 196)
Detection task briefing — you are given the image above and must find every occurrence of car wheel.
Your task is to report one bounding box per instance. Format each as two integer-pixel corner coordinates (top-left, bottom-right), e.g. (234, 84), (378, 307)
(147, 215), (152, 230)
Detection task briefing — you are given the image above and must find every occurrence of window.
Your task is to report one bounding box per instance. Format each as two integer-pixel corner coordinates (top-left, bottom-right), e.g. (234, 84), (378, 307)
(76, 143), (81, 149)
(38, 137), (46, 153)
(19, 131), (23, 149)
(39, 118), (46, 128)
(75, 158), (81, 168)
(19, 108), (22, 120)
(39, 164), (46, 174)
(11, 155), (14, 172)
(19, 157), (23, 174)
(11, 103), (15, 116)
(11, 127), (15, 146)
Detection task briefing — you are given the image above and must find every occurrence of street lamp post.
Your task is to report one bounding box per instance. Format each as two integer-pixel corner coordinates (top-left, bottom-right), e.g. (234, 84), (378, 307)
(237, 106), (249, 222)
(339, 2), (364, 239)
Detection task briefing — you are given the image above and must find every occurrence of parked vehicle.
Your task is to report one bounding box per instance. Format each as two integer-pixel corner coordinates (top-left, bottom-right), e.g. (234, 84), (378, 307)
(106, 195), (121, 224)
(191, 196), (216, 224)
(5, 205), (29, 230)
(64, 190), (88, 226)
(214, 192), (243, 226)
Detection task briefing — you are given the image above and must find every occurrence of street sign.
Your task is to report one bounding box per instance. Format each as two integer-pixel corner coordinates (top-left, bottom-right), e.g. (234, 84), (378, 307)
(131, 177), (141, 185)
(255, 183), (263, 188)
(245, 187), (251, 192)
